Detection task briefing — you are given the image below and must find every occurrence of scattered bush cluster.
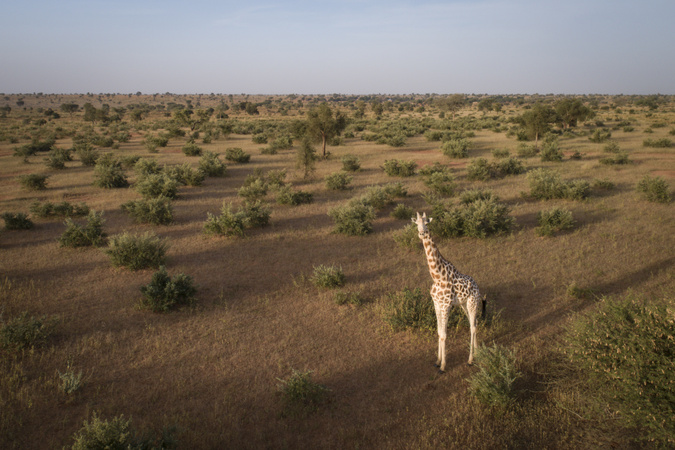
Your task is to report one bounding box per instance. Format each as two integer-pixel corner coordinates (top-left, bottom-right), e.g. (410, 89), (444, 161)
(59, 211), (106, 247)
(382, 159), (417, 177)
(636, 175), (671, 203)
(1, 212), (34, 230)
(139, 266), (197, 312)
(526, 168), (590, 200)
(105, 231), (168, 270)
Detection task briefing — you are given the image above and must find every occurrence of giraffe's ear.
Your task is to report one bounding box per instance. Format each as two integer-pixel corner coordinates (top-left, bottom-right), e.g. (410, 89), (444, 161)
(428, 217), (433, 223)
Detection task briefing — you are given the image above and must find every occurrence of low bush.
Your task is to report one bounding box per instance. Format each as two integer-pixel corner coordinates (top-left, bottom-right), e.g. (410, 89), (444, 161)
(311, 265), (345, 288)
(467, 158), (524, 181)
(225, 147), (251, 163)
(139, 266), (197, 312)
(143, 134), (169, 152)
(419, 162), (448, 176)
(539, 140), (563, 162)
(241, 200), (271, 228)
(182, 142), (203, 156)
(603, 141), (621, 153)
(105, 231), (168, 270)
(423, 171), (456, 196)
(516, 143), (538, 158)
(589, 129), (612, 143)
(165, 162), (205, 186)
(18, 173), (49, 190)
(203, 203), (247, 237)
(431, 198), (513, 239)
(198, 151), (227, 177)
(467, 344), (521, 408)
(70, 412), (177, 450)
(382, 159), (417, 177)
(491, 149), (510, 158)
(391, 203), (414, 220)
(44, 148), (72, 169)
(2, 212), (33, 230)
(0, 312), (57, 351)
(30, 201), (90, 218)
(381, 288), (436, 333)
(58, 365), (84, 395)
(636, 175), (671, 203)
(333, 290), (365, 306)
(341, 154), (361, 171)
(238, 178), (268, 201)
(328, 202), (376, 236)
(564, 295), (675, 444)
(535, 207), (575, 236)
(526, 168), (589, 200)
(642, 137), (673, 148)
(276, 186), (313, 206)
(59, 211), (106, 247)
(121, 196), (173, 225)
(277, 369), (330, 417)
(441, 138), (471, 158)
(325, 172), (352, 190)
(134, 158), (162, 177)
(393, 223), (420, 250)
(599, 151), (630, 165)
(460, 189), (498, 205)
(93, 155), (128, 188)
(135, 173), (178, 199)
(592, 178), (615, 190)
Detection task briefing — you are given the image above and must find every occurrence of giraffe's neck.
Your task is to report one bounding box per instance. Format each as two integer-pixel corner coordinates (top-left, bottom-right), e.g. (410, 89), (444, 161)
(421, 232), (457, 280)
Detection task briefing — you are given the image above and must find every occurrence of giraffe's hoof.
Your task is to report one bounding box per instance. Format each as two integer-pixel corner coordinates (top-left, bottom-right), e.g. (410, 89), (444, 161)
(438, 369), (446, 375)
(433, 363), (440, 368)
(467, 362), (474, 367)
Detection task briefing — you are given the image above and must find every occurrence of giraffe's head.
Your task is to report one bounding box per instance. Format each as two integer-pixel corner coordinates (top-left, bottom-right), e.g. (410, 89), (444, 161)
(412, 212), (432, 238)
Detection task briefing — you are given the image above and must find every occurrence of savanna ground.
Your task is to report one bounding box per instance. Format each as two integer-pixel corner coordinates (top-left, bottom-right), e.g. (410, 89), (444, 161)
(0, 93), (673, 448)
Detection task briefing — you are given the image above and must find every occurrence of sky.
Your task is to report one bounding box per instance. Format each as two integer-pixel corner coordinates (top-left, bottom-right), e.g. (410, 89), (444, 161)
(1, 0), (674, 95)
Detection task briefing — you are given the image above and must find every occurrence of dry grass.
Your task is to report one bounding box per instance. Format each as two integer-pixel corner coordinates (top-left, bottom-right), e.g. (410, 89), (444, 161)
(1, 93), (674, 448)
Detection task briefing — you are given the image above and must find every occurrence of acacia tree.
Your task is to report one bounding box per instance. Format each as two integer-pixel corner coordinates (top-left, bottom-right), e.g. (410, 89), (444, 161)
(296, 137), (317, 178)
(555, 98), (593, 130)
(436, 94), (465, 119)
(306, 103), (347, 159)
(521, 103), (557, 147)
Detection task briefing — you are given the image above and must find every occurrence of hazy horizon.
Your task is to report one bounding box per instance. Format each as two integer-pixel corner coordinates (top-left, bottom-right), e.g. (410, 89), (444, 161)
(2, 1), (674, 96)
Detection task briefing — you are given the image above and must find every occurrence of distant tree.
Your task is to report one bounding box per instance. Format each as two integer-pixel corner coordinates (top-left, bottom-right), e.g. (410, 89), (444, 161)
(306, 102), (347, 158)
(60, 103), (79, 116)
(436, 94), (466, 119)
(520, 103), (557, 147)
(0, 105), (10, 117)
(478, 98), (494, 113)
(555, 98), (593, 129)
(370, 100), (384, 118)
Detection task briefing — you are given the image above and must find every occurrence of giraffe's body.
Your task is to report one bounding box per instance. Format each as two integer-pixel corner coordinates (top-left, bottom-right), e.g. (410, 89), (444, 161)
(414, 212), (483, 371)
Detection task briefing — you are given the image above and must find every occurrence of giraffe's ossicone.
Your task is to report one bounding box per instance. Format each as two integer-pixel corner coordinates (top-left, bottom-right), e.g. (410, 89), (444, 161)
(413, 212), (485, 371)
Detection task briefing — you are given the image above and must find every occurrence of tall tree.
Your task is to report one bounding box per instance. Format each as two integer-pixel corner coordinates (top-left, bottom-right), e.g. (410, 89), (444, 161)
(306, 103), (347, 158)
(296, 137), (317, 178)
(436, 94), (466, 119)
(555, 98), (593, 129)
(521, 103), (557, 147)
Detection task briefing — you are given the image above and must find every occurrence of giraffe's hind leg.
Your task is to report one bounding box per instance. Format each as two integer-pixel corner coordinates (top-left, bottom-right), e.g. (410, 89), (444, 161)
(467, 297), (478, 366)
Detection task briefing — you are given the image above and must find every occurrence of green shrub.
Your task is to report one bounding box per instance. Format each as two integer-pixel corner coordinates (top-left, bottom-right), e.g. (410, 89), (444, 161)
(198, 151), (227, 177)
(105, 231), (168, 270)
(535, 207), (575, 236)
(93, 155), (128, 188)
(310, 265), (345, 288)
(491, 149), (510, 158)
(642, 138), (673, 148)
(539, 140), (563, 162)
(381, 288), (436, 333)
(139, 266), (197, 312)
(241, 200), (271, 228)
(382, 159), (417, 177)
(30, 201), (89, 218)
(58, 366), (84, 395)
(341, 154), (361, 171)
(419, 162), (448, 176)
(325, 172), (352, 190)
(423, 171), (456, 196)
(70, 412), (177, 450)
(599, 151), (630, 165)
(636, 175), (671, 203)
(18, 173), (49, 190)
(165, 162), (205, 186)
(466, 158), (498, 181)
(134, 158), (162, 177)
(564, 296), (675, 444)
(135, 173), (178, 199)
(203, 203), (246, 237)
(143, 134), (169, 152)
(44, 148), (72, 169)
(225, 147), (251, 163)
(467, 344), (521, 408)
(328, 202), (376, 236)
(603, 141), (621, 153)
(277, 369), (330, 417)
(393, 223), (420, 250)
(252, 133), (268, 144)
(182, 142), (203, 156)
(592, 178), (615, 190)
(460, 189), (498, 205)
(1, 212), (33, 230)
(515, 143), (538, 158)
(276, 186), (313, 205)
(589, 129), (611, 143)
(265, 169), (288, 190)
(441, 138), (471, 158)
(238, 178), (268, 201)
(391, 203), (414, 220)
(526, 168), (589, 200)
(59, 211), (106, 247)
(431, 198), (513, 239)
(0, 312), (57, 351)
(121, 196), (173, 225)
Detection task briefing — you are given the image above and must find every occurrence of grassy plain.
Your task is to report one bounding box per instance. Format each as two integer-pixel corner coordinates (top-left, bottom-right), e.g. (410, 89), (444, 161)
(0, 93), (673, 448)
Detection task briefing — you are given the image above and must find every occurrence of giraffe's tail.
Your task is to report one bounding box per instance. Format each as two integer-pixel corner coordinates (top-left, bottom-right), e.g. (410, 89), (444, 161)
(481, 295), (487, 319)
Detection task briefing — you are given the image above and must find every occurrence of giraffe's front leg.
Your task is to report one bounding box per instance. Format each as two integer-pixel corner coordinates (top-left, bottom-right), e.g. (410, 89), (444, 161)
(435, 303), (450, 373)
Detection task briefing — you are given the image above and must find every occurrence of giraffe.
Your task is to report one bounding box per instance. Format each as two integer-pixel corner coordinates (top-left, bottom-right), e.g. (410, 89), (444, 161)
(413, 212), (485, 371)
